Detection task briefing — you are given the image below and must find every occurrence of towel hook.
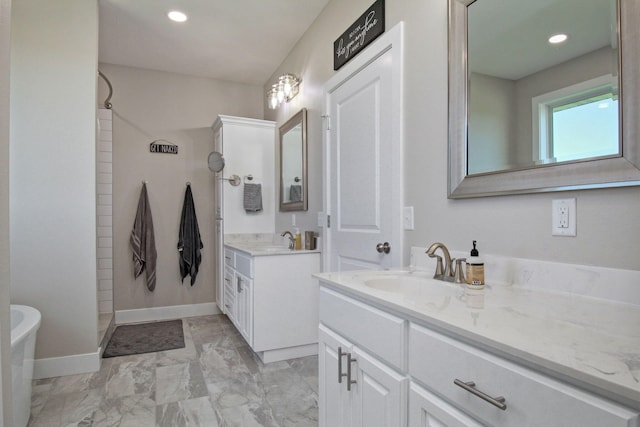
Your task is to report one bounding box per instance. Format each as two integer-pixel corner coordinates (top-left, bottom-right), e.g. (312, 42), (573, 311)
(244, 174), (254, 182)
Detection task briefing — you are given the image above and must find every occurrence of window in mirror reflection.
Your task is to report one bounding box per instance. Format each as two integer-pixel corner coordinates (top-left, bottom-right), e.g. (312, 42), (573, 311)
(466, 0), (619, 176)
(534, 76), (619, 164)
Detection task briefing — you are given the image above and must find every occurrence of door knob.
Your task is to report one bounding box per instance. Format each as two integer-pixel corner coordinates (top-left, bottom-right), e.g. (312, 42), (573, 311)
(376, 242), (391, 254)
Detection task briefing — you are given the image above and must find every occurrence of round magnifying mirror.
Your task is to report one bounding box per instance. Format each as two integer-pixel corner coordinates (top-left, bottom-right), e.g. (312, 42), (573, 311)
(208, 151), (225, 172)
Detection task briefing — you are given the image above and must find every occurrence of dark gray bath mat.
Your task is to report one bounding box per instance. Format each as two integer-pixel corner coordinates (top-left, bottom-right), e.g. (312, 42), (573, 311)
(103, 319), (184, 358)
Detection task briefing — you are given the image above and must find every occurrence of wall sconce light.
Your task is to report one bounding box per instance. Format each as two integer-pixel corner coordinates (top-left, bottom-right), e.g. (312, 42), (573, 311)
(267, 74), (301, 109)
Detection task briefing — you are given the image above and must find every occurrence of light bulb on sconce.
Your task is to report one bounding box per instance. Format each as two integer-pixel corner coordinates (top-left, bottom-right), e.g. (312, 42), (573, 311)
(268, 85), (279, 110)
(276, 82), (285, 103)
(267, 73), (301, 109)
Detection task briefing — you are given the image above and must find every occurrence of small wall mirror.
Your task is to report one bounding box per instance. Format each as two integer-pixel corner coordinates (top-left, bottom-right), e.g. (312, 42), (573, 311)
(448, 0), (640, 198)
(279, 108), (308, 211)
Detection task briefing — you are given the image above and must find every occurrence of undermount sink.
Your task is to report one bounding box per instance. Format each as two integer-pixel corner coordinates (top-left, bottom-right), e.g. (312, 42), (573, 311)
(261, 245), (289, 251)
(364, 275), (427, 292)
(249, 245), (290, 252)
(357, 272), (462, 296)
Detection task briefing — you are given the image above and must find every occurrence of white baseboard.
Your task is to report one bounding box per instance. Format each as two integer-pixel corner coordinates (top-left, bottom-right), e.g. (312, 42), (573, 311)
(115, 302), (220, 325)
(33, 303), (221, 379)
(257, 343), (318, 364)
(34, 350), (101, 379)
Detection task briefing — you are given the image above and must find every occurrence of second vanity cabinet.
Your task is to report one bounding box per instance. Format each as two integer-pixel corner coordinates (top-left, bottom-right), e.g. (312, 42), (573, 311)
(224, 249), (253, 343)
(317, 283), (639, 427)
(224, 244), (320, 362)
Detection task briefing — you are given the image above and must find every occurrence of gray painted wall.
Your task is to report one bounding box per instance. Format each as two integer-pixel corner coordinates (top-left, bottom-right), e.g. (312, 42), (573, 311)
(10, 0), (98, 359)
(266, 0), (640, 271)
(98, 63), (264, 312)
(0, 0), (11, 421)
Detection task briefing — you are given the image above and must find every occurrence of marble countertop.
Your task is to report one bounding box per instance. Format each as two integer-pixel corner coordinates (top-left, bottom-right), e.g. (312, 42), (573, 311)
(225, 241), (321, 257)
(314, 269), (640, 407)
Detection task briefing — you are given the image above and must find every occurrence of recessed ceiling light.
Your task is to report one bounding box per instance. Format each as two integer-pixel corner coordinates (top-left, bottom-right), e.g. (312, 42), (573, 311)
(168, 10), (188, 22)
(548, 33), (568, 44)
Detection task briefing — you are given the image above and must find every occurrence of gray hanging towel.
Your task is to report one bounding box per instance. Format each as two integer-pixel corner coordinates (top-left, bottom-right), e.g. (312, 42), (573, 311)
(178, 184), (203, 286)
(243, 183), (263, 212)
(289, 184), (302, 202)
(130, 183), (157, 291)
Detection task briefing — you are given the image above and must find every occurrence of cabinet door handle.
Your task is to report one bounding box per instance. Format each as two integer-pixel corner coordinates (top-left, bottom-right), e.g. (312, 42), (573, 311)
(338, 347), (348, 384)
(347, 353), (357, 391)
(454, 379), (507, 410)
(237, 277), (242, 293)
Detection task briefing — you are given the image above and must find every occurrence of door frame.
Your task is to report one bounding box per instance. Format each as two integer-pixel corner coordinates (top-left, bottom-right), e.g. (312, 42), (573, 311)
(322, 22), (404, 272)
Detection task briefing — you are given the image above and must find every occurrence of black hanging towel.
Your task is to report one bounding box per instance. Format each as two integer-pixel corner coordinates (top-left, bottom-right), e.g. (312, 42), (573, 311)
(177, 184), (203, 286)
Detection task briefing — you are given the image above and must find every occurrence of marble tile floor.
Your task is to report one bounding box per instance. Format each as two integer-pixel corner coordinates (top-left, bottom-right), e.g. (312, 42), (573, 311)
(28, 314), (319, 427)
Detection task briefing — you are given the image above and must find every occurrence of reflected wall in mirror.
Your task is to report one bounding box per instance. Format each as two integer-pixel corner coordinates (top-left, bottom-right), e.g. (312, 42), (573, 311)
(279, 108), (308, 211)
(449, 0), (640, 198)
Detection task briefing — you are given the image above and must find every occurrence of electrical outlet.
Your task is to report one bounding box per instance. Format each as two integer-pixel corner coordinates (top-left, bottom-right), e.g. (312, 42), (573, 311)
(552, 198), (576, 236)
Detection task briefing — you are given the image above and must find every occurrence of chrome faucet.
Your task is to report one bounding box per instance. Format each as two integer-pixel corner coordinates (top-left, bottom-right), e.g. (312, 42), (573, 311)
(280, 231), (295, 250)
(426, 242), (466, 283)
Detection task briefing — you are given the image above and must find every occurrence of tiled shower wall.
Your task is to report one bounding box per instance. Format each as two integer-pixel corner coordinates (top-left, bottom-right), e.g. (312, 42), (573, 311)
(97, 108), (113, 313)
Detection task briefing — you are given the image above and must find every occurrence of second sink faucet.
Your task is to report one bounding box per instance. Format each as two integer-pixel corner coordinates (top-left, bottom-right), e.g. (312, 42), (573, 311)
(280, 231), (295, 250)
(425, 242), (466, 283)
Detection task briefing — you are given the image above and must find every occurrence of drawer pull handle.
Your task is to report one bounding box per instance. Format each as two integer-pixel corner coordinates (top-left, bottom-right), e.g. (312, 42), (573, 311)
(225, 256), (231, 260)
(454, 379), (507, 411)
(347, 353), (357, 391)
(338, 347), (348, 384)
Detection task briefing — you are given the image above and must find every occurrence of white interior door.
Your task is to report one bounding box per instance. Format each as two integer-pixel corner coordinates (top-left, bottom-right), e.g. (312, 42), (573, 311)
(324, 24), (404, 272)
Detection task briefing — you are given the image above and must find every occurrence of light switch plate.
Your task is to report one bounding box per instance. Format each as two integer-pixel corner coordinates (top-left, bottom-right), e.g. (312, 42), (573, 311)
(403, 206), (415, 230)
(552, 198), (576, 236)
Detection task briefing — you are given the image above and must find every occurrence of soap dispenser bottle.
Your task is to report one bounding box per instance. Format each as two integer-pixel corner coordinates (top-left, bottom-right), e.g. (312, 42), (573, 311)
(466, 240), (485, 288)
(294, 228), (302, 250)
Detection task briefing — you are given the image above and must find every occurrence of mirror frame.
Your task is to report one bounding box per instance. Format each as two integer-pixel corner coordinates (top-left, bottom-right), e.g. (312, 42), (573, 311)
(448, 0), (640, 198)
(279, 108), (308, 211)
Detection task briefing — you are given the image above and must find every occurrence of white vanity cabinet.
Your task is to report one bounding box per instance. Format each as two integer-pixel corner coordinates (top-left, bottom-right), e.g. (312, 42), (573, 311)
(319, 287), (408, 427)
(223, 248), (252, 343)
(224, 244), (320, 362)
(317, 282), (640, 427)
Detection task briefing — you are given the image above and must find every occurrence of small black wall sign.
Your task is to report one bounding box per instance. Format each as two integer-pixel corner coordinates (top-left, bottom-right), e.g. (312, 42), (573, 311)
(333, 0), (385, 71)
(150, 141), (178, 154)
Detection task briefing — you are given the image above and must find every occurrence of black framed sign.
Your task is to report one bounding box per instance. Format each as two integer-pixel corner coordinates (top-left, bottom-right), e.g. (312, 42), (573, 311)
(333, 0), (385, 71)
(150, 140), (178, 154)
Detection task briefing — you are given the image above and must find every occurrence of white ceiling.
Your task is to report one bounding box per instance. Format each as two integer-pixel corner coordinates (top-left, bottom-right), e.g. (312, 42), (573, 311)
(98, 0), (330, 85)
(468, 0), (615, 80)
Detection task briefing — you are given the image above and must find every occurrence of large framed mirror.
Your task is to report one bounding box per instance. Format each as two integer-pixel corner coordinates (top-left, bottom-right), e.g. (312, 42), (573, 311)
(279, 108), (308, 211)
(449, 0), (640, 198)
